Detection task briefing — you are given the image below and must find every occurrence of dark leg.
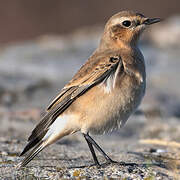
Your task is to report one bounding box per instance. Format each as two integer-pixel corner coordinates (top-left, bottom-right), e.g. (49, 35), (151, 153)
(83, 134), (100, 166)
(83, 133), (116, 164)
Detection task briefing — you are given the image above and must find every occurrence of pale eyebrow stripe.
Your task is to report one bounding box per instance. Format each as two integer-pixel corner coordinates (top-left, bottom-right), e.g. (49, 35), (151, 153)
(110, 17), (132, 26)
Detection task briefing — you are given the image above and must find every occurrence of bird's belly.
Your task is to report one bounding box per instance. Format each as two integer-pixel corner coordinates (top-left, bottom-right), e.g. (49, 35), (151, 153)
(84, 78), (145, 135)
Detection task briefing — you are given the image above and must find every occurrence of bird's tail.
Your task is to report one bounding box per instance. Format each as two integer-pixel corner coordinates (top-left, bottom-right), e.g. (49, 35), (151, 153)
(16, 130), (69, 169)
(16, 114), (76, 169)
(16, 141), (47, 168)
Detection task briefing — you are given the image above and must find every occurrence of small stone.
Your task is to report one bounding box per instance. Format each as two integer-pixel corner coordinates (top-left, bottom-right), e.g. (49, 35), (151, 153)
(1, 151), (8, 156)
(73, 170), (81, 177)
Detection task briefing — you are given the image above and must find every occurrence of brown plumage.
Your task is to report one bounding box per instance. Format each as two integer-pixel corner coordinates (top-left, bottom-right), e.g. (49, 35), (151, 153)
(17, 11), (161, 168)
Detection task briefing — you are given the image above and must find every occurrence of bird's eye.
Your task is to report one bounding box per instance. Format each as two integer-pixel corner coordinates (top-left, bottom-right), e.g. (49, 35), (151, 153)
(122, 20), (131, 27)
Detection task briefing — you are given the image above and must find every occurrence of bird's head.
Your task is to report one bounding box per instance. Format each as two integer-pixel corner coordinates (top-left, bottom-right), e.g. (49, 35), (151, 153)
(99, 11), (161, 50)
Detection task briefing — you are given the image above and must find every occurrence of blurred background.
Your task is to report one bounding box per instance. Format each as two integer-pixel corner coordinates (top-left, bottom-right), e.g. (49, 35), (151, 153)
(0, 1), (180, 178)
(0, 0), (180, 43)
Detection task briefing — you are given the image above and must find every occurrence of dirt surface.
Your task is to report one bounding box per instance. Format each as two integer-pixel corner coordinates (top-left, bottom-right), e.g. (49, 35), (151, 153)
(0, 18), (180, 179)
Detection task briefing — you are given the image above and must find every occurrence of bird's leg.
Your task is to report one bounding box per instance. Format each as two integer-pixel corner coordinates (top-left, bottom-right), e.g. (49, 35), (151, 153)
(83, 133), (116, 164)
(83, 134), (100, 167)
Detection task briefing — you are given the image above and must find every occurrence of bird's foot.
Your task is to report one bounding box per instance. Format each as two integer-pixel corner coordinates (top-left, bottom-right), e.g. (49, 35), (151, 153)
(105, 159), (138, 167)
(101, 158), (118, 166)
(106, 159), (118, 164)
(117, 161), (138, 167)
(88, 162), (101, 168)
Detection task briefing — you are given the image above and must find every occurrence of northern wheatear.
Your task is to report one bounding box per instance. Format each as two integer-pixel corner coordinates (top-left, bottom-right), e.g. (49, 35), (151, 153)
(17, 11), (161, 168)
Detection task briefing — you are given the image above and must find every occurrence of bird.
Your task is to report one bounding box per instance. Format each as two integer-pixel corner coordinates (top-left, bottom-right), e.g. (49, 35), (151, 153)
(17, 11), (161, 168)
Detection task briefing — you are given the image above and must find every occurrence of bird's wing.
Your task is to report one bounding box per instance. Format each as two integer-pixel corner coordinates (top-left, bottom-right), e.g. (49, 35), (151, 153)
(27, 52), (122, 143)
(47, 53), (122, 110)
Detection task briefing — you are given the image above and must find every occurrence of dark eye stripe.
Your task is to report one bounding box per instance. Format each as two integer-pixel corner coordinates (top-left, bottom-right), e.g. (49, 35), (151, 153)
(136, 20), (140, 26)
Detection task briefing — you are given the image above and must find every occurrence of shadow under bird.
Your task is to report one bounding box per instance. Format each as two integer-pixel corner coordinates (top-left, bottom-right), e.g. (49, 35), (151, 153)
(17, 11), (161, 168)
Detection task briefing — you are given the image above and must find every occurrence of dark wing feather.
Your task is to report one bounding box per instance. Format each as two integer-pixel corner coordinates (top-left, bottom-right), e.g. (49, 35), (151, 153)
(47, 87), (73, 110)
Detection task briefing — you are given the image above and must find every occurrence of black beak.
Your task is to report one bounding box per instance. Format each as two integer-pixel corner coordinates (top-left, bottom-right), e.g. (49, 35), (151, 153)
(143, 18), (161, 25)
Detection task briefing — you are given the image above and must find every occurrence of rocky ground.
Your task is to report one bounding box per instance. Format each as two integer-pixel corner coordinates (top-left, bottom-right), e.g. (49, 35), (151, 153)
(0, 17), (180, 179)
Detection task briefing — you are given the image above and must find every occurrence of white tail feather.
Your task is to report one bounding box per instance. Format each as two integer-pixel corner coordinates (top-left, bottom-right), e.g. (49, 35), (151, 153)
(42, 114), (72, 141)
